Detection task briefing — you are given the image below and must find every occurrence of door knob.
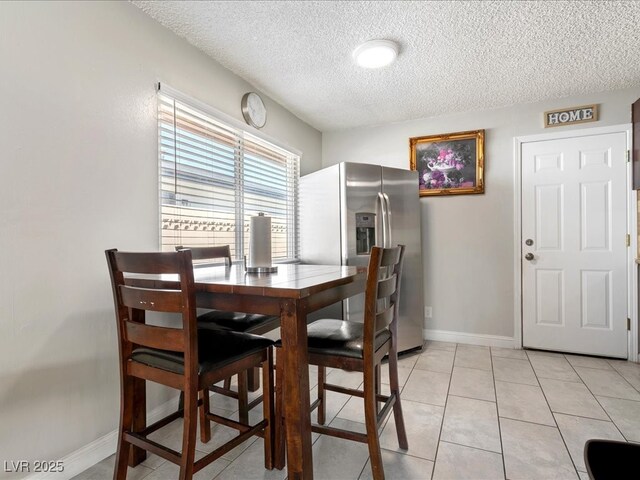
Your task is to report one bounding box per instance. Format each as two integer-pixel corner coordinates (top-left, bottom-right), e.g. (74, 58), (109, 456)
(524, 253), (534, 261)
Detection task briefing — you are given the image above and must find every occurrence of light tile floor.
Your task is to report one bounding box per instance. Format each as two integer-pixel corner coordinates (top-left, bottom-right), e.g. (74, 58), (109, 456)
(74, 342), (640, 479)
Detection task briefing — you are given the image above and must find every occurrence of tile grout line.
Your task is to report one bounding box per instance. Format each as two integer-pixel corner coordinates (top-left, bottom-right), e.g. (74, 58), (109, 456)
(590, 392), (640, 401)
(498, 414), (560, 429)
(563, 353), (631, 443)
(529, 351), (587, 478)
(446, 393), (496, 404)
(447, 364), (493, 373)
(490, 347), (508, 480)
(437, 439), (503, 457)
(606, 359), (640, 395)
(573, 360), (640, 399)
(429, 342), (457, 480)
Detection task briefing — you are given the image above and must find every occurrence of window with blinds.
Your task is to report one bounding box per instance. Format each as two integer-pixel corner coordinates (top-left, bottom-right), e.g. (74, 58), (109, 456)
(158, 89), (299, 262)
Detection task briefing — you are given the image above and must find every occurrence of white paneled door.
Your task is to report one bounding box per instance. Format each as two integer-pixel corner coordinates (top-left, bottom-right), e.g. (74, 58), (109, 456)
(522, 131), (628, 358)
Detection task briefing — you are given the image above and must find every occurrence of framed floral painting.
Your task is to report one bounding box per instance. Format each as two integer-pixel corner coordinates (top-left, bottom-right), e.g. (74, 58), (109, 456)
(410, 129), (485, 196)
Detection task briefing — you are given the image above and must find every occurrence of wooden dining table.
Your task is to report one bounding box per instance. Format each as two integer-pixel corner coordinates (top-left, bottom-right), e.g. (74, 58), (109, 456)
(126, 262), (366, 480)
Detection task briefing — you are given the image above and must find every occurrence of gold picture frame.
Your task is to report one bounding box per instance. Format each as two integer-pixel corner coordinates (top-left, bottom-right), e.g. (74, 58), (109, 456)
(410, 129), (485, 196)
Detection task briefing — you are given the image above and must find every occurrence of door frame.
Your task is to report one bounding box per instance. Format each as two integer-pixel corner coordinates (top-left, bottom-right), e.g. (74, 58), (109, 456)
(513, 124), (636, 361)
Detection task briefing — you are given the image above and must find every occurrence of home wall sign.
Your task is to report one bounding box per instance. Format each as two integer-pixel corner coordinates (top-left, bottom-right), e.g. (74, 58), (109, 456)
(544, 104), (598, 128)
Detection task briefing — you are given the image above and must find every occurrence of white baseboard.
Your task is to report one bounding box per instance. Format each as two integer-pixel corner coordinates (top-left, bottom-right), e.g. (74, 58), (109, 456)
(424, 328), (515, 349)
(24, 395), (180, 480)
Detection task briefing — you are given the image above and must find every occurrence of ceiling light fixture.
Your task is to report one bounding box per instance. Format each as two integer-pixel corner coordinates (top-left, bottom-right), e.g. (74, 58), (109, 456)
(352, 39), (399, 69)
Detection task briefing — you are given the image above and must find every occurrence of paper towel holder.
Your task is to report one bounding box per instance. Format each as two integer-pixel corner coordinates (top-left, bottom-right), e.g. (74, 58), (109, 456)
(245, 212), (278, 274)
(243, 255), (278, 274)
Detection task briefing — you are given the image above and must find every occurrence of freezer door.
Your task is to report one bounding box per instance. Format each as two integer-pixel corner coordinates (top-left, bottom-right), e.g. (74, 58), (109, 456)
(341, 162), (383, 322)
(382, 167), (425, 352)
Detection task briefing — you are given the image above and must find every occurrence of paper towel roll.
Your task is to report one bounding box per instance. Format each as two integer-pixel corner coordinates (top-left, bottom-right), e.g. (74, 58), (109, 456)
(248, 213), (272, 268)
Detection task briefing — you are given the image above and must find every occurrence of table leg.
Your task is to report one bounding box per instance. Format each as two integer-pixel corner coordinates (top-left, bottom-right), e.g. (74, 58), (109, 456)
(128, 377), (147, 466)
(280, 299), (314, 480)
(247, 366), (260, 392)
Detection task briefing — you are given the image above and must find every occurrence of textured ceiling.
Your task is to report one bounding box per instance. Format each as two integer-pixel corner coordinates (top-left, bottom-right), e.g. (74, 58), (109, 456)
(132, 1), (640, 132)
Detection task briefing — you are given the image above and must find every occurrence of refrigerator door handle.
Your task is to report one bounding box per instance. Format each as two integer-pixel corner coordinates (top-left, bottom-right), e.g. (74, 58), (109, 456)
(377, 192), (387, 247)
(383, 192), (392, 247)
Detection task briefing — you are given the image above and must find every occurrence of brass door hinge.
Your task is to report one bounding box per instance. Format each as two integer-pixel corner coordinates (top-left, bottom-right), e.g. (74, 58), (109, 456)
(628, 318), (631, 331)
(627, 150), (631, 162)
(626, 234), (631, 247)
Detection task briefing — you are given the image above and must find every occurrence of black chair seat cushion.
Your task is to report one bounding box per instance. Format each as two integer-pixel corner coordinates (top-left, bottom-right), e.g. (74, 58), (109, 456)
(584, 439), (640, 480)
(275, 319), (391, 359)
(197, 309), (279, 332)
(130, 329), (273, 376)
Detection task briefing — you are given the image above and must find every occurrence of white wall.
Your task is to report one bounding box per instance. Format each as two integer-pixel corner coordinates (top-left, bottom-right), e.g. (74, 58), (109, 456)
(0, 0), (321, 469)
(323, 86), (640, 340)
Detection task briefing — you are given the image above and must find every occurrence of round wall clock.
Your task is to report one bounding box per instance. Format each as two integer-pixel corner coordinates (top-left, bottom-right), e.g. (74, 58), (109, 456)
(241, 92), (267, 129)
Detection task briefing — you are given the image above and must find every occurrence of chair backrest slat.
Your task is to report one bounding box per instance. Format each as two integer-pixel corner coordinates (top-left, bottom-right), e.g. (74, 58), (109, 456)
(113, 251), (183, 275)
(376, 275), (397, 300)
(375, 306), (394, 332)
(176, 245), (232, 266)
(125, 321), (185, 352)
(379, 246), (401, 267)
(120, 285), (184, 313)
(363, 245), (406, 359)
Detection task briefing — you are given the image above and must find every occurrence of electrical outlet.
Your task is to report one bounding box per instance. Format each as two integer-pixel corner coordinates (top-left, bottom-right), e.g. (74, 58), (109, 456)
(425, 306), (432, 319)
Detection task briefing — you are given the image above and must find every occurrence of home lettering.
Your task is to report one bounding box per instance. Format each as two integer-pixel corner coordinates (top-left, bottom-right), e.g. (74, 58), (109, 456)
(546, 105), (597, 127)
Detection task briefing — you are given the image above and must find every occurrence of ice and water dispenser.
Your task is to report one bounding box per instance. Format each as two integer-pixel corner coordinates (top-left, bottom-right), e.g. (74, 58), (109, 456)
(355, 212), (376, 255)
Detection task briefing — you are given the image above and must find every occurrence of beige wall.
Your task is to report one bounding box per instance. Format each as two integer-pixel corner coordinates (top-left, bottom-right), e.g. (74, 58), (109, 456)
(322, 86), (640, 339)
(0, 0), (321, 468)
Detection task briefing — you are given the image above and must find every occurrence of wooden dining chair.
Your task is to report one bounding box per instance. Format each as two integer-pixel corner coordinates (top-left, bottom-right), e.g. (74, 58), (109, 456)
(106, 249), (275, 480)
(274, 245), (408, 480)
(176, 245), (280, 422)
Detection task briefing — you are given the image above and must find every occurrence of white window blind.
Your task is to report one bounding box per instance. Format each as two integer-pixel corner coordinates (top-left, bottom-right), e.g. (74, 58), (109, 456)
(158, 88), (299, 262)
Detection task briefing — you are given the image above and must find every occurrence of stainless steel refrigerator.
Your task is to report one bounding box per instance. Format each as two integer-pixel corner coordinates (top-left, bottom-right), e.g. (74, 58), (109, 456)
(299, 162), (424, 354)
